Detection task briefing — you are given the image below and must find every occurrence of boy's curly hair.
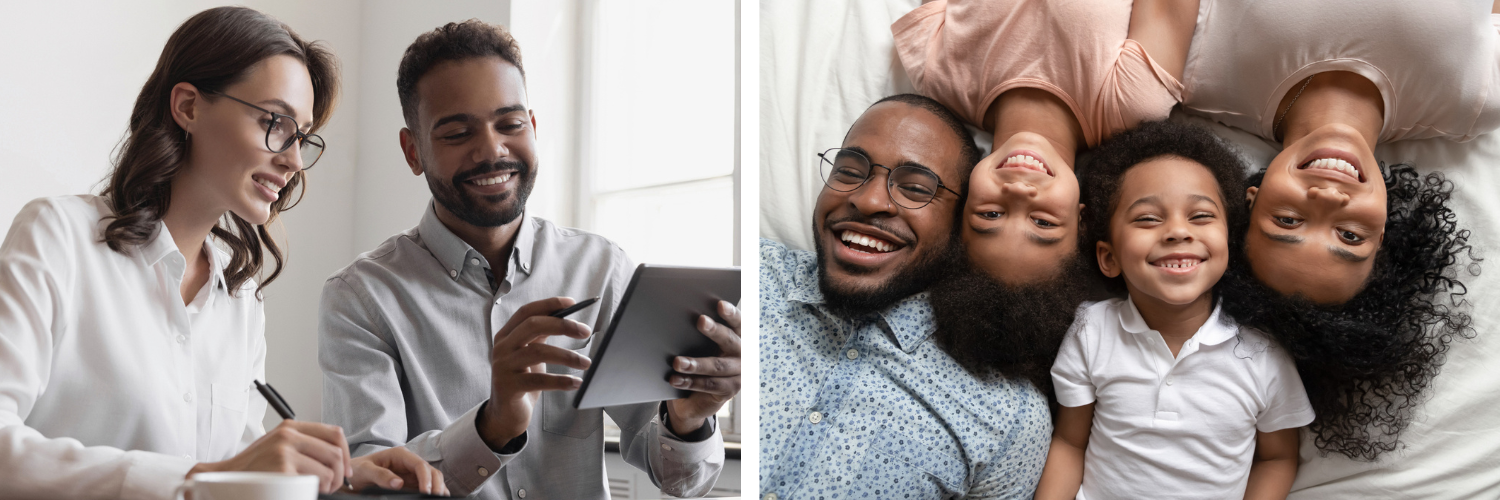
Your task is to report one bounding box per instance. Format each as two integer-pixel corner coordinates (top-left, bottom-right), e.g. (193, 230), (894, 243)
(1078, 120), (1251, 295)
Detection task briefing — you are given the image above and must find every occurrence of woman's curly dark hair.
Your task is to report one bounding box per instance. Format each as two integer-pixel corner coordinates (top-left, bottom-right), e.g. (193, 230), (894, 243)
(1219, 163), (1479, 461)
(1079, 120), (1251, 295)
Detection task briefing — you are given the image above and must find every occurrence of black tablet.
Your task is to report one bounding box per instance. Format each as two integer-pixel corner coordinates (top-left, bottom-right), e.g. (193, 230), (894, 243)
(573, 264), (741, 409)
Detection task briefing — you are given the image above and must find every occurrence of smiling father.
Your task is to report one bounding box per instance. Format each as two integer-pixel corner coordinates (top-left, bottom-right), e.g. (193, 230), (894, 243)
(759, 94), (1052, 499)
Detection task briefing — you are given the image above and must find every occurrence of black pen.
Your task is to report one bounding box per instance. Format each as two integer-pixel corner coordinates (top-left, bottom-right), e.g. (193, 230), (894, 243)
(550, 296), (600, 318)
(254, 380), (352, 490)
(254, 380), (295, 420)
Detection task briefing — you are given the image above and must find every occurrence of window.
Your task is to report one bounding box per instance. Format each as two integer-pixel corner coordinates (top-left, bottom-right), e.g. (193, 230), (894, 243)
(577, 0), (741, 443)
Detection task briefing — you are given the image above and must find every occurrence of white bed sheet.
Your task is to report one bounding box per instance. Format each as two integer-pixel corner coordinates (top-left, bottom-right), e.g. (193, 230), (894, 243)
(759, 0), (1500, 497)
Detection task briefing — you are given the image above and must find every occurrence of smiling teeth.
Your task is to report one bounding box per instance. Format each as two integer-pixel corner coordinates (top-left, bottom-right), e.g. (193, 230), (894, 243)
(473, 173), (513, 186)
(1003, 155), (1048, 174)
(1306, 158), (1358, 179)
(256, 178), (278, 191)
(840, 230), (894, 252)
(1153, 259), (1202, 269)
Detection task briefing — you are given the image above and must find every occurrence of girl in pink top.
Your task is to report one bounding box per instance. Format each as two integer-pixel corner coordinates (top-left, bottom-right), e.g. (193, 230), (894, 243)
(893, 0), (1195, 287)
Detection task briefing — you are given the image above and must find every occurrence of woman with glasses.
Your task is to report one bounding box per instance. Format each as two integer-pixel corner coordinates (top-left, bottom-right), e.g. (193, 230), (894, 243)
(0, 7), (447, 498)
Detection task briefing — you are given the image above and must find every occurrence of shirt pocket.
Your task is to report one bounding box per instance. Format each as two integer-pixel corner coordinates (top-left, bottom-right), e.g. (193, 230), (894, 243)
(540, 334), (599, 438)
(849, 424), (963, 498)
(209, 382), (250, 458)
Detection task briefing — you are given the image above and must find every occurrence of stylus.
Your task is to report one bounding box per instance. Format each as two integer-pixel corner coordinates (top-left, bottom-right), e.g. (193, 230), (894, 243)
(550, 296), (600, 318)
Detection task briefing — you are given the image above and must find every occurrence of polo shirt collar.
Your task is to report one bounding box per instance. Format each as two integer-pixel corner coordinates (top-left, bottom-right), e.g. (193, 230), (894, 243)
(418, 201), (536, 280)
(1119, 295), (1236, 346)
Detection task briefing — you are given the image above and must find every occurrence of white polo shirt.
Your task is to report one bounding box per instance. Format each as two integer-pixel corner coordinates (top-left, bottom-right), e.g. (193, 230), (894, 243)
(1052, 297), (1314, 500)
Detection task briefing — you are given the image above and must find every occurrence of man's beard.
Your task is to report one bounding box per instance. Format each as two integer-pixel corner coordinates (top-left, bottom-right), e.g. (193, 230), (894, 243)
(428, 157), (536, 227)
(813, 222), (960, 319)
(928, 257), (1094, 393)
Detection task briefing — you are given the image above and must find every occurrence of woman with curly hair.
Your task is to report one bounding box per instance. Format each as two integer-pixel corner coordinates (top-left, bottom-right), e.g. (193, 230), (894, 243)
(0, 7), (446, 498)
(1175, 2), (1493, 460)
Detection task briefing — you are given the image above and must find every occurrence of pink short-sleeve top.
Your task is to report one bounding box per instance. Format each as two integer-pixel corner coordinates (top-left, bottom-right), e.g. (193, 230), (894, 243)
(893, 0), (1184, 148)
(1182, 0), (1500, 143)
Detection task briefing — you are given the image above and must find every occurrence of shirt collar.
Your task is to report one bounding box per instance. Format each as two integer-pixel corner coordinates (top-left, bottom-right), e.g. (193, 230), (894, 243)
(139, 221), (228, 291)
(418, 201), (536, 280)
(139, 220), (179, 268)
(789, 277), (936, 352)
(880, 292), (938, 352)
(1119, 295), (1236, 346)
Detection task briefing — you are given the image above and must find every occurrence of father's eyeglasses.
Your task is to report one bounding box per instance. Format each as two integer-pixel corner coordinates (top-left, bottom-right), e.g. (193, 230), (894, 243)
(206, 90), (326, 170)
(817, 148), (958, 209)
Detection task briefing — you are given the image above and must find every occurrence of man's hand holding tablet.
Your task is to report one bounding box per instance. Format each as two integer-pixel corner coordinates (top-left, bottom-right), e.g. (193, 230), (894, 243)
(665, 300), (742, 435)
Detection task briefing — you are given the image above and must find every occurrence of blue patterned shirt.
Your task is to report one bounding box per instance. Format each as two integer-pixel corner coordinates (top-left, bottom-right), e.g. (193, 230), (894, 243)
(758, 239), (1052, 499)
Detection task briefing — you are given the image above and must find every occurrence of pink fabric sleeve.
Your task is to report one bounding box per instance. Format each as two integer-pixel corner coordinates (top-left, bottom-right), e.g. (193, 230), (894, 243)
(1094, 39), (1185, 142)
(892, 1), (986, 125)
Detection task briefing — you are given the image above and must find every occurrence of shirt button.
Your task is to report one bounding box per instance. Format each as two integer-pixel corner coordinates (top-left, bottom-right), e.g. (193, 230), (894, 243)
(764, 493), (778, 500)
(846, 349), (859, 360)
(517, 488), (527, 498)
(183, 393), (193, 403)
(449, 269), (458, 278)
(1166, 378), (1174, 386)
(808, 411), (823, 424)
(477, 466), (489, 477)
(470, 258), (481, 266)
(661, 443), (673, 452)
(176, 335), (187, 344)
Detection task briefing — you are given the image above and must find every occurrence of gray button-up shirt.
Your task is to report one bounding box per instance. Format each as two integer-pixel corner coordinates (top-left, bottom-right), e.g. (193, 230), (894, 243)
(320, 204), (724, 499)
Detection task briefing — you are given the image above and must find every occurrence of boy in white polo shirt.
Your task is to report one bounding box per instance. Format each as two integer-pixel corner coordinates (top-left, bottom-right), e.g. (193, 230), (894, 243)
(1036, 121), (1314, 500)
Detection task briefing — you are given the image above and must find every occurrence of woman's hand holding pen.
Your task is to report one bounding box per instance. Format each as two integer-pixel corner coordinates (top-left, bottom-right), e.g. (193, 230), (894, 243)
(185, 420), (352, 493)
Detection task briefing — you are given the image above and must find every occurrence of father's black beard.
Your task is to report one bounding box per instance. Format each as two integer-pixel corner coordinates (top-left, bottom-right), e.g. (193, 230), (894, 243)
(429, 157), (536, 227)
(813, 227), (960, 320)
(928, 257), (1096, 394)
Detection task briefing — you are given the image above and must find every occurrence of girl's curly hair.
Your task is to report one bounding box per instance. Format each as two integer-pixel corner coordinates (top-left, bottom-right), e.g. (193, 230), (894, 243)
(1220, 163), (1479, 461)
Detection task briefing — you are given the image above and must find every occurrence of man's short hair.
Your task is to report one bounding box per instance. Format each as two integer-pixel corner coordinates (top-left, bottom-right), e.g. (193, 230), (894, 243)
(867, 94), (984, 200)
(397, 19), (525, 128)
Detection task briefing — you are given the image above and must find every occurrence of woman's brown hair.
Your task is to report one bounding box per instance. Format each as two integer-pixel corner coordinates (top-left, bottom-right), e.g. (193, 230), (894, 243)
(102, 6), (339, 296)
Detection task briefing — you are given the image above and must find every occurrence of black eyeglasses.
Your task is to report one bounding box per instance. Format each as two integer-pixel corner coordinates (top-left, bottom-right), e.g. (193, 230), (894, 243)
(817, 148), (958, 209)
(207, 90), (325, 170)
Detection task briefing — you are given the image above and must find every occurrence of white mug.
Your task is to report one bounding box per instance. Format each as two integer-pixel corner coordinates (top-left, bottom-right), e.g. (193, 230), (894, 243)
(173, 471), (319, 500)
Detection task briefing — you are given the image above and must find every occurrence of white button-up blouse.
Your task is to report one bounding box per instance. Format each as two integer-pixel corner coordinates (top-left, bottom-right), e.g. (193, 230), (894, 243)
(0, 195), (267, 500)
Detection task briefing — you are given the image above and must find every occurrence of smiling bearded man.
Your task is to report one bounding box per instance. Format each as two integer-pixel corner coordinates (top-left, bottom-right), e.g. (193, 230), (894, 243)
(759, 94), (1053, 499)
